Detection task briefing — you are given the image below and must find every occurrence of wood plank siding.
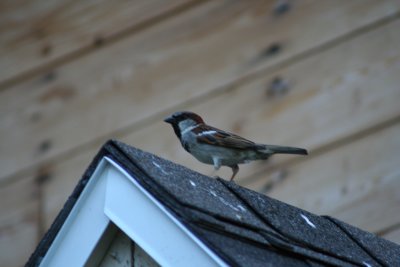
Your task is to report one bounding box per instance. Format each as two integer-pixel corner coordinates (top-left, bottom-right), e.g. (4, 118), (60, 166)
(1, 1), (399, 266)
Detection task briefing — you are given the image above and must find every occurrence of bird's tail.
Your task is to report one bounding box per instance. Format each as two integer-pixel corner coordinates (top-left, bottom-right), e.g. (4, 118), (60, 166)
(257, 144), (308, 156)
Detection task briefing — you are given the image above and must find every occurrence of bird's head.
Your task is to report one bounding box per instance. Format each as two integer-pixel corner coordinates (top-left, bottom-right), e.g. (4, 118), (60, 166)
(164, 111), (204, 138)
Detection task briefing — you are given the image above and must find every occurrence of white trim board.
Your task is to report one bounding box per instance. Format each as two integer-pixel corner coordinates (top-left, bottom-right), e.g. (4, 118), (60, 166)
(40, 157), (227, 267)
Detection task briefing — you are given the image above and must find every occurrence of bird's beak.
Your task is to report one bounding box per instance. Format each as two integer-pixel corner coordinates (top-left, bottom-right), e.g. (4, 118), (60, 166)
(164, 116), (175, 124)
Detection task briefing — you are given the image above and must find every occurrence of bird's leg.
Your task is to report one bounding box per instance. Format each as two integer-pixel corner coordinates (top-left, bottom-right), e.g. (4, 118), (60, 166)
(229, 164), (239, 181)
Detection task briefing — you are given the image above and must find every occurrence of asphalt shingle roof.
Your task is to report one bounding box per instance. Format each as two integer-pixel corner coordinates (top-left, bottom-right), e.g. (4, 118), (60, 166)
(27, 140), (400, 267)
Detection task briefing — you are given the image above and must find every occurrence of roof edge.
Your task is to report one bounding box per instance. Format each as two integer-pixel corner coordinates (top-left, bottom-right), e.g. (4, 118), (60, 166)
(26, 140), (119, 267)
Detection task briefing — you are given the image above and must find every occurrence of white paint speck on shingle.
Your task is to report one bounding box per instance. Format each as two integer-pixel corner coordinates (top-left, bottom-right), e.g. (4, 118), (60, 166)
(189, 180), (196, 187)
(300, 214), (316, 228)
(362, 261), (372, 267)
(218, 197), (240, 212)
(237, 205), (246, 212)
(152, 162), (168, 175)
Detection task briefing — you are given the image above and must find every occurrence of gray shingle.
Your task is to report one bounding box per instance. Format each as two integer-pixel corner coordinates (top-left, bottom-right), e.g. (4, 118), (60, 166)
(27, 140), (400, 267)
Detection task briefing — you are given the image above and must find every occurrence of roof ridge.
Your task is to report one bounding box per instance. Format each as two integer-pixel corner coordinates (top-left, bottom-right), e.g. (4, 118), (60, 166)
(108, 140), (188, 209)
(28, 140), (399, 266)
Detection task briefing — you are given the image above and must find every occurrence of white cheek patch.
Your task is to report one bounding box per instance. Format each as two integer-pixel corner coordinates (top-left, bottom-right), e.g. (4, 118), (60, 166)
(180, 124), (200, 135)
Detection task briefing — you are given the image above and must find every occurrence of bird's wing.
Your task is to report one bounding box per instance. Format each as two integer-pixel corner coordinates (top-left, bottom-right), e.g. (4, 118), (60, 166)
(195, 124), (259, 150)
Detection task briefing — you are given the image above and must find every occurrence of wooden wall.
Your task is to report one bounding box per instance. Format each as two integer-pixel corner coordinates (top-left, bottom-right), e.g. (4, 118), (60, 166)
(1, 1), (400, 266)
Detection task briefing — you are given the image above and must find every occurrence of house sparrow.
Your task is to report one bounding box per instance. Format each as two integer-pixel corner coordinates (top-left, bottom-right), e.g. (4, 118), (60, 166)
(164, 111), (308, 181)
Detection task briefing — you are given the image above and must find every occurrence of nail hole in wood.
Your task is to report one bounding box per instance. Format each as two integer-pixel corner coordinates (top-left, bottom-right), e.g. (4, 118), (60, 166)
(41, 44), (52, 57)
(93, 35), (105, 47)
(260, 43), (282, 59)
(274, 0), (291, 16)
(38, 139), (52, 153)
(42, 71), (57, 83)
(35, 165), (53, 185)
(267, 76), (290, 97)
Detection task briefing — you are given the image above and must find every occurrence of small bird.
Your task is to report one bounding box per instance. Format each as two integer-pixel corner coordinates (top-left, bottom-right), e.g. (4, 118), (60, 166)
(164, 111), (308, 181)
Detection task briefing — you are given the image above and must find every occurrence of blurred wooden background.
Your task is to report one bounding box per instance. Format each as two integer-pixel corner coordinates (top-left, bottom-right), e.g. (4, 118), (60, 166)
(1, 0), (400, 266)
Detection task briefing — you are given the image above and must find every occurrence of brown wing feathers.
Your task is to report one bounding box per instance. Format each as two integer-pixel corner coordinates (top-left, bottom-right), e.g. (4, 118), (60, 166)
(195, 124), (259, 150)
